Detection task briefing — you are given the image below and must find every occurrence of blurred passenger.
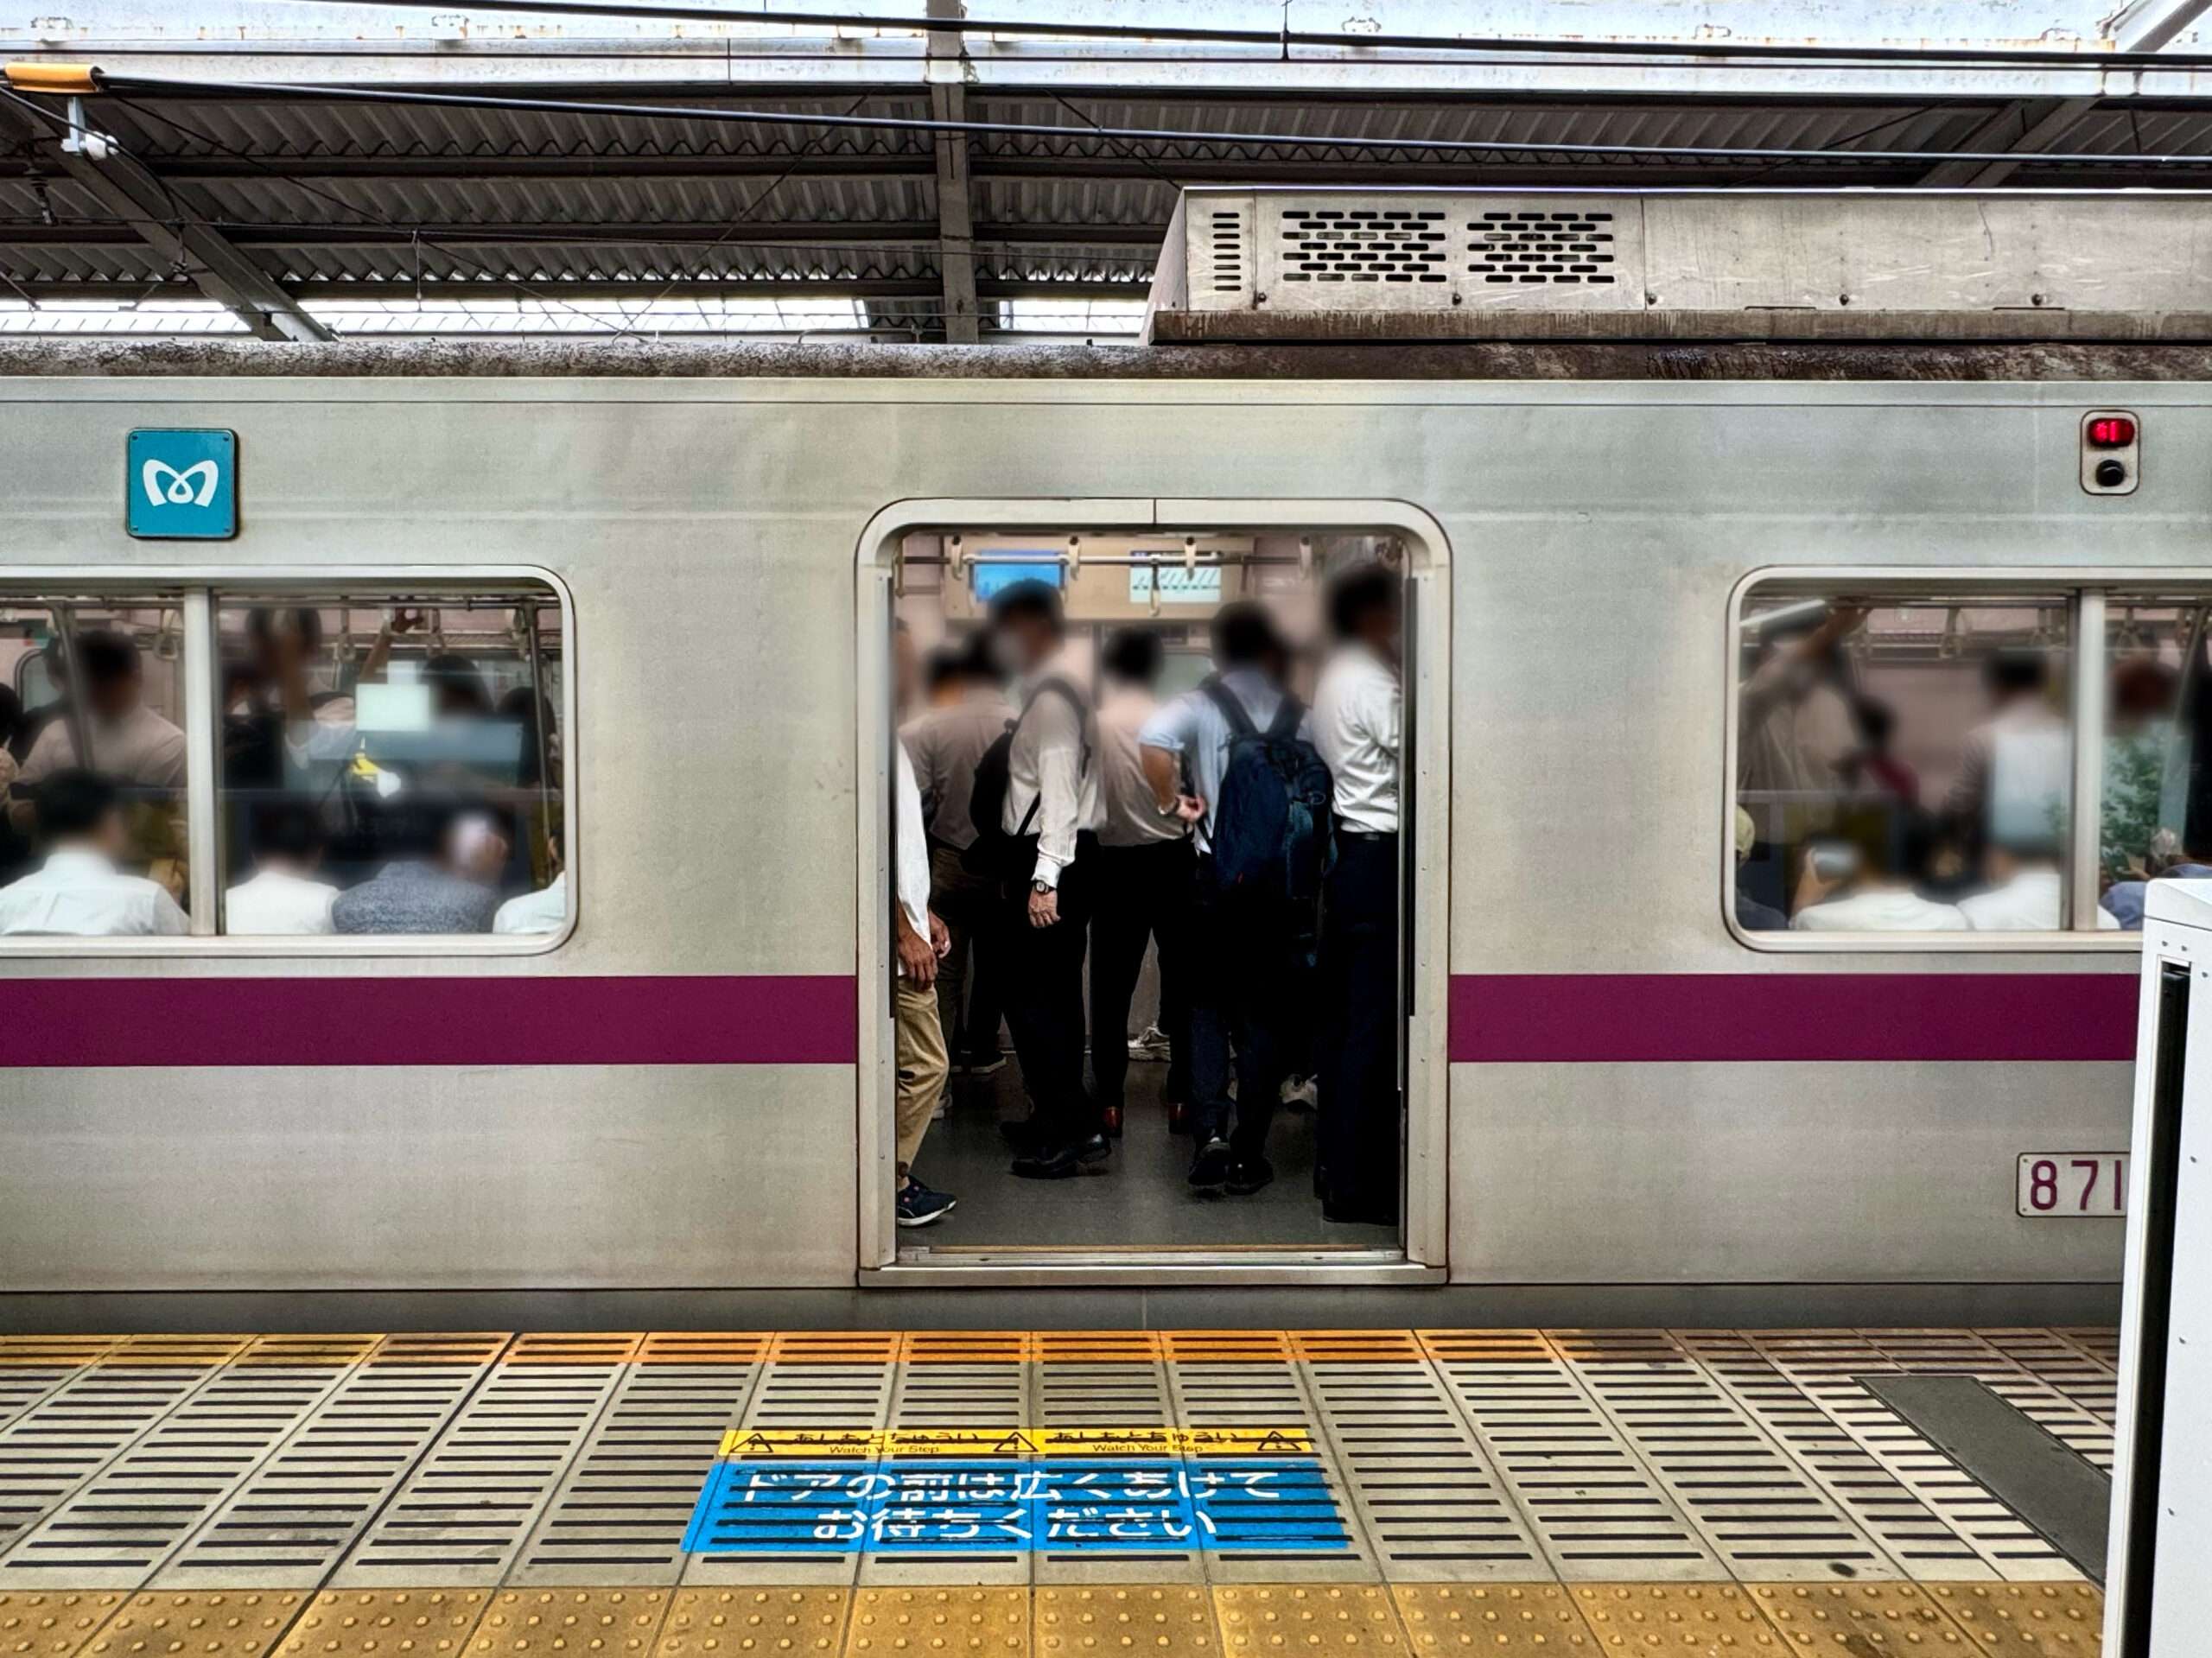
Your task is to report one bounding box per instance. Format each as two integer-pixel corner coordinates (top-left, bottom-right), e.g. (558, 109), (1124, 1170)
(330, 794), (504, 935)
(13, 630), (186, 822)
(890, 622), (955, 1227)
(1789, 816), (1968, 931)
(495, 835), (569, 936)
(10, 644), (69, 766)
(1088, 627), (1194, 1138)
(1313, 565), (1402, 1226)
(1732, 807), (1789, 932)
(1141, 602), (1329, 1197)
(425, 654), (493, 720)
(901, 635), (1012, 1079)
(1946, 649), (2068, 854)
(1737, 604), (1866, 800)
(980, 581), (1105, 1180)
(225, 802), (340, 936)
(0, 686), (28, 886)
(1959, 844), (2120, 931)
(0, 769), (188, 937)
(497, 686), (558, 790)
(2103, 829), (2212, 929)
(1840, 697), (1919, 805)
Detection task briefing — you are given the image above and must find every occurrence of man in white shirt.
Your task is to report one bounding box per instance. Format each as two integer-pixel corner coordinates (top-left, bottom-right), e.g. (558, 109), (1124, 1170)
(0, 769), (189, 937)
(890, 623), (956, 1226)
(988, 581), (1107, 1180)
(1140, 602), (1313, 1197)
(494, 871), (569, 936)
(1788, 819), (1970, 932)
(12, 632), (187, 848)
(1088, 628), (1195, 1137)
(225, 803), (340, 936)
(1311, 565), (1403, 1227)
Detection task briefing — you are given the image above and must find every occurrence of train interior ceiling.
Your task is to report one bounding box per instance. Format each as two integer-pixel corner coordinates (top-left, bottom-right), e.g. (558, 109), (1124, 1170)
(888, 530), (1408, 1261)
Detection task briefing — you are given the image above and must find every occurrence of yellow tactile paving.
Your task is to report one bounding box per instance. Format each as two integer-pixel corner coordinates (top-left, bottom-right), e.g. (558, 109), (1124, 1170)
(83, 1594), (310, 1658)
(232, 1338), (381, 1368)
(652, 1590), (848, 1658)
(467, 1591), (670, 1658)
(0, 1337), (119, 1368)
(635, 1337), (770, 1367)
(504, 1337), (648, 1367)
(1741, 1585), (1973, 1652)
(362, 1336), (512, 1367)
(1034, 1587), (1220, 1658)
(842, 1591), (1027, 1658)
(766, 1336), (901, 1367)
(273, 1591), (492, 1658)
(1572, 1585), (1783, 1653)
(1391, 1585), (1592, 1654)
(100, 1337), (254, 1369)
(1920, 1587), (2102, 1656)
(1213, 1587), (1408, 1658)
(0, 1592), (129, 1658)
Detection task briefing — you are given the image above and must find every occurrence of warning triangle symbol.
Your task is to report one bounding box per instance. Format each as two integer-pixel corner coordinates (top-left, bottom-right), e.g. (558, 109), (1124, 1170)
(735, 1432), (777, 1456)
(1254, 1430), (1298, 1454)
(993, 1430), (1041, 1455)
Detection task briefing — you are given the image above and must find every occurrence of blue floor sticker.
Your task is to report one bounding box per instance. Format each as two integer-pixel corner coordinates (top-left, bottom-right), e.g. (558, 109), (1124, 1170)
(681, 1457), (1353, 1556)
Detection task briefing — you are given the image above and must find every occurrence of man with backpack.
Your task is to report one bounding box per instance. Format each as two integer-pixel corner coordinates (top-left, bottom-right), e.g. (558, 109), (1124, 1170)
(1138, 603), (1333, 1197)
(964, 580), (1107, 1180)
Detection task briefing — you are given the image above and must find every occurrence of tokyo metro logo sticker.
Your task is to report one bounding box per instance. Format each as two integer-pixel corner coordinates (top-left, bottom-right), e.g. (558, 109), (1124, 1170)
(127, 429), (237, 539)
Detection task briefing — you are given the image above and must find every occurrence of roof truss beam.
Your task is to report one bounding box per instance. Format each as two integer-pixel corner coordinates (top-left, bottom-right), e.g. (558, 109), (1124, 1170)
(925, 1), (981, 344)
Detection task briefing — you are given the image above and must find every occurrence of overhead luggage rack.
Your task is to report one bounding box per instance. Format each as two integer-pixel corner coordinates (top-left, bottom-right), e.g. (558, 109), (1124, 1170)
(1143, 187), (2212, 343)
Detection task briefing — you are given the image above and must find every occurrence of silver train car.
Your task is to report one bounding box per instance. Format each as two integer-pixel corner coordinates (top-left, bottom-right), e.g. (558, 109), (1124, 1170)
(0, 242), (2198, 1314)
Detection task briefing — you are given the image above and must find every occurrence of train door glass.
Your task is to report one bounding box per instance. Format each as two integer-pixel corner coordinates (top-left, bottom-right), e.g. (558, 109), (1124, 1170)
(884, 530), (1412, 1261)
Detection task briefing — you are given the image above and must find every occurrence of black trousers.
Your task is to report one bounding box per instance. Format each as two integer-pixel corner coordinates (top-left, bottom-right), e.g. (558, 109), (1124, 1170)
(1318, 832), (1402, 1217)
(998, 835), (1099, 1142)
(1186, 858), (1296, 1158)
(1088, 837), (1196, 1113)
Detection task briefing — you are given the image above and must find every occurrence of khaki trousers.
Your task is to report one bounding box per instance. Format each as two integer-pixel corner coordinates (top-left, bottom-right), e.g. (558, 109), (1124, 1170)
(894, 972), (950, 1175)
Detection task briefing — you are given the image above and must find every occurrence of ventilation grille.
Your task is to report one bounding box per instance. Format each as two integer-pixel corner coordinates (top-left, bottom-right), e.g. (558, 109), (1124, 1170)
(1281, 207), (1449, 284)
(1468, 209), (1617, 284)
(1205, 209), (1248, 295)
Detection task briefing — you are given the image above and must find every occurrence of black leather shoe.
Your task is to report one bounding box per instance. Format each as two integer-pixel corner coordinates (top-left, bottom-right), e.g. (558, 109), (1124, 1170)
(1187, 1139), (1232, 1192)
(1225, 1155), (1274, 1197)
(1011, 1134), (1111, 1179)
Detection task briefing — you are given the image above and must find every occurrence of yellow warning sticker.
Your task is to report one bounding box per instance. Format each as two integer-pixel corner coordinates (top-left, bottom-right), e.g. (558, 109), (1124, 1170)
(715, 1426), (1314, 1458)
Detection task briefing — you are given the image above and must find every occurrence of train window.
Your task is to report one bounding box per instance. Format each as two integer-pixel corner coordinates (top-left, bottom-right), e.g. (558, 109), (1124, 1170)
(0, 595), (194, 936)
(2101, 594), (2212, 931)
(1734, 588), (2084, 937)
(213, 593), (565, 937)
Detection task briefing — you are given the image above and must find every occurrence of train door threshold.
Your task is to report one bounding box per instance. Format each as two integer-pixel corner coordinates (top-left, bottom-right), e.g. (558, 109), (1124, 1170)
(861, 1249), (1445, 1287)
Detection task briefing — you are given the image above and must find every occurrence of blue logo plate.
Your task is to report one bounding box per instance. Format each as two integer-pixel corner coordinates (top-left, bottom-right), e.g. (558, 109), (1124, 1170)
(127, 429), (237, 539)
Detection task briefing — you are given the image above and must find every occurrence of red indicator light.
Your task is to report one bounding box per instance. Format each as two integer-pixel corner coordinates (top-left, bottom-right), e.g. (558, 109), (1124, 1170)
(2088, 416), (2138, 448)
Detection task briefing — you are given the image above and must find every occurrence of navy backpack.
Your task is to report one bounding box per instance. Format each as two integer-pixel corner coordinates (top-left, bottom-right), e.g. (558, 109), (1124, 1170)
(1201, 677), (1334, 919)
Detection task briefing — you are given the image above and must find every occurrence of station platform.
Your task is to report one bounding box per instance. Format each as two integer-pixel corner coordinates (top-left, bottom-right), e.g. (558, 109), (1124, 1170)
(0, 1329), (2115, 1655)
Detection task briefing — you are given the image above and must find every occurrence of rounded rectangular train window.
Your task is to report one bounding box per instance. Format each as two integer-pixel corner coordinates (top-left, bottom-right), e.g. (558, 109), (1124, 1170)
(1735, 587), (2082, 936)
(213, 590), (565, 937)
(0, 594), (194, 936)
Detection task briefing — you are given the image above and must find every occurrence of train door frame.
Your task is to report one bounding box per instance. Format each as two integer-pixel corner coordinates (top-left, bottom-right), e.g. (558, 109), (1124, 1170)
(854, 499), (1452, 1286)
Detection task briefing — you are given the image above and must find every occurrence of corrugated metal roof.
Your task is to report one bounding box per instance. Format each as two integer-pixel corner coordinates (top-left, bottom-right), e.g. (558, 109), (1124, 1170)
(8, 71), (2212, 334)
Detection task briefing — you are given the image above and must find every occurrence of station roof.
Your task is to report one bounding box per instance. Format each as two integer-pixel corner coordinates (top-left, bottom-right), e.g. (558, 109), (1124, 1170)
(5, 0), (2212, 342)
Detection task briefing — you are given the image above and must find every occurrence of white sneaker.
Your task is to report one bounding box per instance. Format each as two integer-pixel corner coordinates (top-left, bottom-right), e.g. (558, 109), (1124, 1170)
(1127, 1024), (1171, 1058)
(932, 1091), (950, 1121)
(1280, 1075), (1319, 1110)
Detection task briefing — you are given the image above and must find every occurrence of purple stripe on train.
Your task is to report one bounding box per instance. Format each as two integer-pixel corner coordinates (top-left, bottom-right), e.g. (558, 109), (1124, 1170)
(1446, 973), (2139, 1064)
(0, 975), (857, 1068)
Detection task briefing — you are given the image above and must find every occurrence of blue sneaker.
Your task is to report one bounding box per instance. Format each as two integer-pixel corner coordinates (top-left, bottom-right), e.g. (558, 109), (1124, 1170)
(897, 1179), (957, 1228)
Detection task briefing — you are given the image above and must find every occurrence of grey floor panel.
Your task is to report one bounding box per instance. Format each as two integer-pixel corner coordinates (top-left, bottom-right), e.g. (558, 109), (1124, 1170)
(510, 1353), (760, 1586)
(154, 1334), (511, 1589)
(1421, 1331), (1726, 1584)
(1030, 1341), (1198, 1586)
(0, 1339), (121, 1436)
(0, 1338), (375, 1591)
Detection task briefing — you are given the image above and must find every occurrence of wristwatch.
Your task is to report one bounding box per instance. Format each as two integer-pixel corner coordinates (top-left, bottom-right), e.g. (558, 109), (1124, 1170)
(1031, 879), (1052, 895)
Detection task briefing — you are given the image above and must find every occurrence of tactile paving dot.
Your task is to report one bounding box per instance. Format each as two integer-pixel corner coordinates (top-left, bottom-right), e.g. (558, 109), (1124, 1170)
(470, 1593), (671, 1658)
(87, 1594), (311, 1658)
(1213, 1587), (1406, 1658)
(0, 1592), (128, 1658)
(273, 1592), (492, 1658)
(1920, 1587), (2102, 1656)
(1743, 1585), (1971, 1652)
(1036, 1587), (1220, 1658)
(1391, 1586), (1592, 1654)
(842, 1590), (1027, 1658)
(655, 1591), (848, 1658)
(1572, 1586), (1782, 1653)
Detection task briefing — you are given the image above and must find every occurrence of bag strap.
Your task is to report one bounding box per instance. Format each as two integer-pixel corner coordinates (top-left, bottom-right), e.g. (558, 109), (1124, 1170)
(1202, 675), (1261, 741)
(1007, 676), (1090, 843)
(1265, 694), (1305, 743)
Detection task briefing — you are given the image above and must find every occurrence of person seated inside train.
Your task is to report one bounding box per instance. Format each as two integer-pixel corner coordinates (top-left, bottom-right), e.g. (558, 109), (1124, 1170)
(10, 630), (186, 837)
(1945, 648), (2067, 855)
(225, 802), (340, 936)
(331, 791), (507, 935)
(1957, 842), (2122, 931)
(1736, 601), (1866, 807)
(1140, 602), (1325, 1197)
(0, 768), (188, 937)
(1789, 813), (1969, 931)
(494, 834), (568, 936)
(0, 686), (29, 888)
(2102, 829), (2212, 929)
(1732, 807), (1789, 932)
